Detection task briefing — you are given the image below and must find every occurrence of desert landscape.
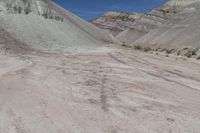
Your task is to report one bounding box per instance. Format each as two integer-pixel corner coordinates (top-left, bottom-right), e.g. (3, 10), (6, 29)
(0, 0), (200, 133)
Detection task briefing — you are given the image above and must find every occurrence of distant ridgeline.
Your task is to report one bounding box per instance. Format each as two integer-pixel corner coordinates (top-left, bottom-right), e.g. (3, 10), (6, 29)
(154, 0), (200, 15)
(5, 0), (64, 21)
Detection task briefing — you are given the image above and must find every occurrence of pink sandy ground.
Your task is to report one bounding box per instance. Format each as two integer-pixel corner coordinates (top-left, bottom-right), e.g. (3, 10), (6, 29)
(0, 47), (200, 133)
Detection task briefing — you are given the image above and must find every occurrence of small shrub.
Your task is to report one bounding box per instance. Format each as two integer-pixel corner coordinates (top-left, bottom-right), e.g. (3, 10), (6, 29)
(160, 48), (166, 52)
(121, 43), (131, 48)
(18, 7), (22, 14)
(165, 49), (171, 54)
(24, 7), (31, 15)
(42, 12), (48, 19)
(143, 47), (151, 52)
(157, 47), (162, 51)
(184, 50), (193, 58)
(191, 48), (199, 56)
(177, 50), (181, 56)
(133, 45), (142, 50)
(165, 49), (175, 54)
(155, 48), (160, 52)
(184, 49), (198, 58)
(13, 6), (17, 13)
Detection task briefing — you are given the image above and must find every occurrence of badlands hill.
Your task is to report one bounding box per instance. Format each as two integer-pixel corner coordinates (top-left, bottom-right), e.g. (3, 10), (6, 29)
(92, 0), (200, 49)
(91, 10), (167, 44)
(0, 0), (115, 52)
(133, 0), (200, 49)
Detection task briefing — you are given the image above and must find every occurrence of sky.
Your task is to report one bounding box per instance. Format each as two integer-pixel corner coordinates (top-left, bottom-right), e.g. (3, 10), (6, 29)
(53, 0), (167, 20)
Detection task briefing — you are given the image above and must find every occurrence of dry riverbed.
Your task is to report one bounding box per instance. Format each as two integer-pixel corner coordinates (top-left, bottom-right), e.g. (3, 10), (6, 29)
(0, 47), (200, 133)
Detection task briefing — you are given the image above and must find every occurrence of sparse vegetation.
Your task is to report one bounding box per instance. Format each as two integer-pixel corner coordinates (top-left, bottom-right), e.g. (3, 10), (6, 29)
(133, 45), (142, 50)
(24, 7), (31, 15)
(155, 48), (161, 52)
(5, 1), (64, 22)
(143, 47), (151, 52)
(184, 48), (198, 58)
(121, 43), (131, 48)
(165, 49), (171, 54)
(177, 50), (181, 56)
(192, 48), (199, 55)
(160, 48), (166, 52)
(165, 49), (175, 54)
(42, 12), (48, 19)
(42, 11), (64, 21)
(121, 42), (200, 61)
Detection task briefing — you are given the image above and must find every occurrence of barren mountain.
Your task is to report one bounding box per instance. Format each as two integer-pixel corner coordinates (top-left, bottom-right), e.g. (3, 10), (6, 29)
(0, 0), (116, 52)
(134, 0), (200, 49)
(92, 0), (200, 48)
(91, 10), (167, 44)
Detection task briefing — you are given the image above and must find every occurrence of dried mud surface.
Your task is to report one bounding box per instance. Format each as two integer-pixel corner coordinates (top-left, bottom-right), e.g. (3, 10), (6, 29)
(0, 47), (200, 133)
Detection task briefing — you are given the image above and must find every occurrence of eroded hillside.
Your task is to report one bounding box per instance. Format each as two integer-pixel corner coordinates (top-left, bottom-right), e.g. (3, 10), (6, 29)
(0, 0), (116, 52)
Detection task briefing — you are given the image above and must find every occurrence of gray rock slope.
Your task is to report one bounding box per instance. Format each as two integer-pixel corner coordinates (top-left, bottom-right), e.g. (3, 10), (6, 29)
(116, 28), (147, 44)
(0, 0), (116, 52)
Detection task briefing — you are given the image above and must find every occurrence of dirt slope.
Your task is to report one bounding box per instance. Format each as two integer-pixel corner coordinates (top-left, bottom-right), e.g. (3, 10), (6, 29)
(116, 13), (166, 44)
(116, 28), (147, 44)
